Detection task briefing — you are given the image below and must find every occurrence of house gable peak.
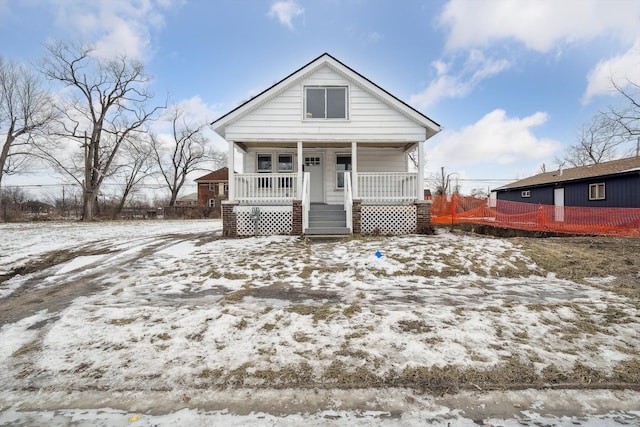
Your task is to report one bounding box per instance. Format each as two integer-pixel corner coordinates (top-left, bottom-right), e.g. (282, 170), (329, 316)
(211, 53), (440, 138)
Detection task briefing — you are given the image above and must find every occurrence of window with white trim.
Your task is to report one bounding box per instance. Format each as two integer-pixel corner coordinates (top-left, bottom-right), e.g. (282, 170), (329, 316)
(305, 86), (348, 119)
(277, 154), (293, 172)
(521, 190), (531, 198)
(257, 154), (272, 188)
(336, 155), (352, 189)
(589, 183), (605, 200)
(278, 154), (293, 188)
(257, 154), (272, 172)
(209, 199), (216, 207)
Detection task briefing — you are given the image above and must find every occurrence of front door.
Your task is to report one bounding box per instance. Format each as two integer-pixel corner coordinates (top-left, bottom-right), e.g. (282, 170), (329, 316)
(554, 187), (565, 222)
(304, 154), (323, 203)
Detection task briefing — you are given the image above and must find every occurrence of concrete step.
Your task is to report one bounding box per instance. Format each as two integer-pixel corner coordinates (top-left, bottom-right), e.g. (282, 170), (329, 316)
(308, 220), (347, 228)
(309, 204), (345, 211)
(304, 227), (351, 235)
(309, 210), (346, 220)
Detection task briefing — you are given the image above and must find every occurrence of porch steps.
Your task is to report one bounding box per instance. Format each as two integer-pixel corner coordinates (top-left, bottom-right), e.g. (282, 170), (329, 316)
(305, 204), (350, 235)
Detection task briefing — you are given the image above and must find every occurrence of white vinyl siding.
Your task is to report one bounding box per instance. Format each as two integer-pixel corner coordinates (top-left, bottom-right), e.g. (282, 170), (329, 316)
(224, 65), (426, 143)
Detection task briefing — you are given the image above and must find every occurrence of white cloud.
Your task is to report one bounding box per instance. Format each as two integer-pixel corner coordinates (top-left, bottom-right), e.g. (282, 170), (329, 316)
(582, 40), (640, 104)
(49, 0), (181, 60)
(409, 50), (510, 108)
(267, 0), (304, 31)
(428, 109), (561, 169)
(152, 96), (227, 151)
(439, 0), (640, 53)
(368, 32), (383, 43)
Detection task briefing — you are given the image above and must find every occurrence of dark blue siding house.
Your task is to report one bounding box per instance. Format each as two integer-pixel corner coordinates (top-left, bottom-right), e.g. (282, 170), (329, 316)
(493, 156), (640, 208)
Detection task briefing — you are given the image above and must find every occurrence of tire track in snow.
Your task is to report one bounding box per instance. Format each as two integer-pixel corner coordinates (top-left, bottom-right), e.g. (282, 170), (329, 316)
(0, 233), (201, 326)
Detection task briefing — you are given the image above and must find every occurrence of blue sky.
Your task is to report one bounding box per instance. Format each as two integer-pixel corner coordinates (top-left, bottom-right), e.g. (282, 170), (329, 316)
(2, 0), (640, 195)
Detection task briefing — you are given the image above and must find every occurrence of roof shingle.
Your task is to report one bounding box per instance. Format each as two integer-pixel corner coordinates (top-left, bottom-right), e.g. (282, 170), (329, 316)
(497, 157), (640, 190)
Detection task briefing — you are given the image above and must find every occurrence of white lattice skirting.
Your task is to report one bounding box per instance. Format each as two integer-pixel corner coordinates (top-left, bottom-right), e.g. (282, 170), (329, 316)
(362, 205), (417, 235)
(236, 206), (292, 236)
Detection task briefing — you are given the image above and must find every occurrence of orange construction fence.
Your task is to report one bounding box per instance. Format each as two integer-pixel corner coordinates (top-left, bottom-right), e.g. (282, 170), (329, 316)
(430, 194), (640, 237)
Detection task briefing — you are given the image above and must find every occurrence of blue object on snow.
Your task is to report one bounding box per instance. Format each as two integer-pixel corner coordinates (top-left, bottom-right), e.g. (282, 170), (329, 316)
(375, 251), (382, 259)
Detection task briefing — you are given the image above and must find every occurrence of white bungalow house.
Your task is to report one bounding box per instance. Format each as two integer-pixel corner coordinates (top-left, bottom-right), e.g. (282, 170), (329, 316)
(211, 53), (441, 237)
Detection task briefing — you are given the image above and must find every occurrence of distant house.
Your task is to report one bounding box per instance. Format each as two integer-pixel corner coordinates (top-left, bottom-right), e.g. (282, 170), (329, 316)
(175, 193), (198, 207)
(493, 156), (640, 209)
(210, 53), (441, 236)
(195, 167), (229, 209)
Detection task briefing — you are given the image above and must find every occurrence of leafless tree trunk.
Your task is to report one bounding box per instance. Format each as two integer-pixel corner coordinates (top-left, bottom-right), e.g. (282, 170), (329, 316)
(111, 135), (156, 218)
(152, 106), (226, 206)
(38, 41), (164, 221)
(429, 166), (460, 196)
(0, 57), (55, 188)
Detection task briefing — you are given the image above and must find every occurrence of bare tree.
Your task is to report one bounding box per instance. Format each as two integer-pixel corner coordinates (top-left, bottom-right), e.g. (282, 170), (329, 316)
(429, 166), (456, 196)
(0, 186), (29, 221)
(110, 134), (156, 218)
(610, 79), (640, 156)
(562, 78), (640, 167)
(38, 41), (164, 221)
(562, 112), (625, 167)
(0, 57), (55, 188)
(152, 106), (226, 206)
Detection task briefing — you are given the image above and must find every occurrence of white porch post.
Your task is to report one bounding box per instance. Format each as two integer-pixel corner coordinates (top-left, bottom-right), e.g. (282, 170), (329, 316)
(228, 140), (235, 201)
(351, 141), (358, 199)
(417, 140), (425, 200)
(297, 141), (303, 198)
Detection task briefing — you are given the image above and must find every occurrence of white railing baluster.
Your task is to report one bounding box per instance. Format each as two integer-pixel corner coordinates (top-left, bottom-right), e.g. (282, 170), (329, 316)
(234, 173), (298, 204)
(356, 172), (418, 204)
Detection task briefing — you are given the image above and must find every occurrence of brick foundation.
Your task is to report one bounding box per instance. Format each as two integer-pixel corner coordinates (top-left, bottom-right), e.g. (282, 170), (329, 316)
(222, 201), (238, 238)
(292, 200), (302, 235)
(352, 199), (362, 234)
(415, 200), (432, 234)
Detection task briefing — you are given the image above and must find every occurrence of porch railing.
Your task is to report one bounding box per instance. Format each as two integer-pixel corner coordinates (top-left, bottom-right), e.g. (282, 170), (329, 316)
(344, 172), (353, 231)
(357, 172), (418, 204)
(302, 172), (310, 231)
(234, 173), (299, 204)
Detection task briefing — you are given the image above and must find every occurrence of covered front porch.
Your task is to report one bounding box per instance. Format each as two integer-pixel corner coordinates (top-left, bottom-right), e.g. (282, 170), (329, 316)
(222, 141), (431, 236)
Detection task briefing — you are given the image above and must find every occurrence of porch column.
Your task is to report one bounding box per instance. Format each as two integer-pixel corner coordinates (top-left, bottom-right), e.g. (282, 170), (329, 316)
(228, 140), (235, 201)
(417, 140), (425, 200)
(351, 141), (358, 198)
(297, 141), (303, 198)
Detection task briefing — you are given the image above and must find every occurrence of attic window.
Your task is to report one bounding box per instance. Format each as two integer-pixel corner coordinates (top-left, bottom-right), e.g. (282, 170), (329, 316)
(305, 87), (348, 119)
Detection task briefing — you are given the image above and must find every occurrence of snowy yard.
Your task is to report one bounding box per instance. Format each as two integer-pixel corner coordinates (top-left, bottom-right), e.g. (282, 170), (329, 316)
(0, 220), (638, 426)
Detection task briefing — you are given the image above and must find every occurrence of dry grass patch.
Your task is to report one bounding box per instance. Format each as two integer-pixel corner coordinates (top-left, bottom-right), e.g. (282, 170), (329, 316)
(514, 236), (640, 298)
(287, 304), (336, 324)
(397, 319), (433, 334)
(107, 317), (137, 326)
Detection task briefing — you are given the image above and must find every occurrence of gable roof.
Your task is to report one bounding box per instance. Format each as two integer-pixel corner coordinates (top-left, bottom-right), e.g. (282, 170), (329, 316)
(497, 157), (640, 190)
(195, 167), (229, 182)
(211, 53), (441, 139)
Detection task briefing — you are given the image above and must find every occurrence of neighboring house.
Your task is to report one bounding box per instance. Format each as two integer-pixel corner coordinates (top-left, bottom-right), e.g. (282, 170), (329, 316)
(493, 156), (640, 209)
(175, 193), (198, 207)
(211, 53), (441, 237)
(195, 167), (229, 209)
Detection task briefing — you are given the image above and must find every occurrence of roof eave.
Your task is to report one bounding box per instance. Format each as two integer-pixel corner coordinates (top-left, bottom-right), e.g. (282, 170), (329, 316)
(211, 53), (441, 139)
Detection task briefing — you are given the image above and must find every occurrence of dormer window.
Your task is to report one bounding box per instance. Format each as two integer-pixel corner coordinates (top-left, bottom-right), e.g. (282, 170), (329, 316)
(305, 86), (348, 119)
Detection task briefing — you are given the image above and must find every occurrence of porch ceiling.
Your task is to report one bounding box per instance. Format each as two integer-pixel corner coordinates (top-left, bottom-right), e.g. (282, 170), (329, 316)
(238, 141), (417, 150)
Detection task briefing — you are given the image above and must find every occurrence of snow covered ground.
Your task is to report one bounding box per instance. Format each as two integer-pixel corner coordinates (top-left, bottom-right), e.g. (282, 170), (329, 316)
(0, 220), (638, 425)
